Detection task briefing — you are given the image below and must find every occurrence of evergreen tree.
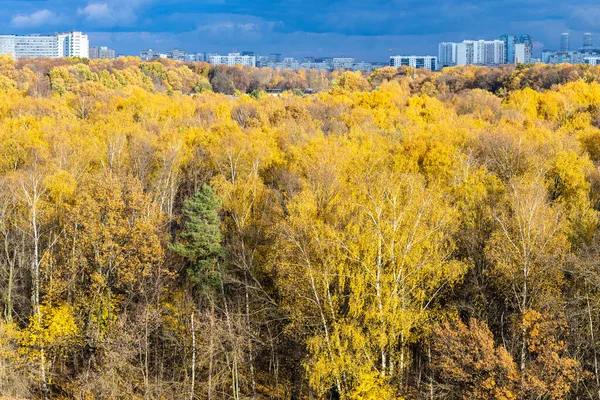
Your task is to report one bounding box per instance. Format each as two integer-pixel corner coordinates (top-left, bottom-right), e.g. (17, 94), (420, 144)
(172, 184), (224, 287)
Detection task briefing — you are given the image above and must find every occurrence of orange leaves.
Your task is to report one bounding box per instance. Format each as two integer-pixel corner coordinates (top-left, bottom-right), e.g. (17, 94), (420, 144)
(521, 310), (580, 399)
(432, 319), (519, 400)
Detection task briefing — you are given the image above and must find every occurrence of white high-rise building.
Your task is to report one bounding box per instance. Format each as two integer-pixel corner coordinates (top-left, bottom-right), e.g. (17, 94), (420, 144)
(208, 53), (256, 67)
(57, 31), (89, 58)
(455, 40), (505, 66)
(515, 43), (526, 64)
(438, 42), (458, 66)
(0, 32), (88, 59)
(390, 55), (437, 71)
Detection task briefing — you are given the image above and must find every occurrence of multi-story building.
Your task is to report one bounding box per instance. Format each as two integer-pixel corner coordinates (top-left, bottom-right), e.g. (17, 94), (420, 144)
(561, 33), (570, 52)
(332, 57), (355, 70)
(500, 34), (517, 64)
(269, 54), (282, 63)
(167, 48), (186, 61)
(353, 61), (375, 72)
(90, 46), (116, 59)
(0, 31), (88, 59)
(58, 31), (89, 58)
(184, 53), (204, 62)
(14, 35), (58, 58)
(584, 56), (600, 66)
(455, 40), (505, 66)
(438, 42), (458, 67)
(208, 53), (256, 67)
(583, 33), (594, 50)
(542, 51), (583, 64)
(519, 34), (533, 63)
(390, 55), (437, 71)
(140, 49), (163, 61)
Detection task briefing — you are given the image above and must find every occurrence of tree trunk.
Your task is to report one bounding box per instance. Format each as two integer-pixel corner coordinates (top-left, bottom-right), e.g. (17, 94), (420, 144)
(586, 286), (600, 399)
(190, 311), (196, 400)
(208, 301), (214, 400)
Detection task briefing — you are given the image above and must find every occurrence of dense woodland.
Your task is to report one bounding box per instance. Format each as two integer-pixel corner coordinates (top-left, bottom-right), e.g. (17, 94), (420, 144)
(2, 57), (600, 399)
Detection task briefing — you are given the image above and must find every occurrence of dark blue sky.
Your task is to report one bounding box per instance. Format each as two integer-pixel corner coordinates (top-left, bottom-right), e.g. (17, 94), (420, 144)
(3, 0), (600, 61)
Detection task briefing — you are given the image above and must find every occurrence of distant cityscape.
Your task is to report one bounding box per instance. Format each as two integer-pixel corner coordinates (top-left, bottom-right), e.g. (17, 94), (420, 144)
(1, 31), (600, 72)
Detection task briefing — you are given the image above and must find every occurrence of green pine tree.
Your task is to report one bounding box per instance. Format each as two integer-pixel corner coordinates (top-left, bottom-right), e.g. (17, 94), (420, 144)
(172, 184), (224, 287)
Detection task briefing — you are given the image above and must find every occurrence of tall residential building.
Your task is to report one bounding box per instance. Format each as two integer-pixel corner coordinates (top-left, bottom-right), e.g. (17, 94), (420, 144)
(500, 34), (517, 64)
(584, 33), (594, 50)
(455, 40), (505, 66)
(269, 53), (282, 63)
(58, 31), (89, 58)
(390, 55), (437, 71)
(561, 33), (570, 52)
(519, 34), (533, 63)
(90, 46), (116, 59)
(438, 42), (457, 66)
(515, 43), (526, 64)
(0, 31), (88, 59)
(208, 53), (256, 67)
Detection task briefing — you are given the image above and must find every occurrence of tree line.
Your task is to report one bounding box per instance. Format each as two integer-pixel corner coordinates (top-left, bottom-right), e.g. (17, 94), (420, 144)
(2, 58), (600, 399)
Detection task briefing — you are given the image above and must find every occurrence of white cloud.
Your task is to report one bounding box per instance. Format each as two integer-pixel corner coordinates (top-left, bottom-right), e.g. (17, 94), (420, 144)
(11, 9), (58, 28)
(77, 1), (145, 26)
(79, 3), (113, 22)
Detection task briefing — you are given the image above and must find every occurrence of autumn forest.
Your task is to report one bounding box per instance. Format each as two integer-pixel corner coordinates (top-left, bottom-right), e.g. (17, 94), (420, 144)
(2, 57), (600, 399)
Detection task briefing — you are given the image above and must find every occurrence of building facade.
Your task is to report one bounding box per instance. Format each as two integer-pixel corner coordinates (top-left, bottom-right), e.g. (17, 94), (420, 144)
(455, 40), (505, 66)
(583, 33), (594, 51)
(390, 55), (437, 71)
(167, 48), (186, 61)
(0, 32), (88, 59)
(58, 31), (89, 58)
(438, 42), (457, 67)
(561, 33), (570, 52)
(332, 57), (355, 70)
(90, 46), (116, 59)
(208, 53), (256, 67)
(500, 34), (517, 64)
(140, 49), (164, 60)
(519, 34), (533, 63)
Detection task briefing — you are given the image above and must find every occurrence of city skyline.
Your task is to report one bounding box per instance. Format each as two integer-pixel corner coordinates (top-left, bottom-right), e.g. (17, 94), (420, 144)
(1, 0), (600, 61)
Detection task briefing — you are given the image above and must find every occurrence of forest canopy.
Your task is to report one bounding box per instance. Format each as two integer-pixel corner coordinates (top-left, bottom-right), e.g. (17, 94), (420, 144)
(1, 57), (600, 399)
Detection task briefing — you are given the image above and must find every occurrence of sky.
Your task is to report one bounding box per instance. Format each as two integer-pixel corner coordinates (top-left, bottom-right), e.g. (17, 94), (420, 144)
(2, 0), (600, 61)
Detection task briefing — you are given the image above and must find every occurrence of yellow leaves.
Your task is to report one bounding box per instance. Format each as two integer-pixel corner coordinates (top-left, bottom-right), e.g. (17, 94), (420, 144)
(546, 150), (597, 244)
(0, 75), (17, 93)
(547, 150), (592, 202)
(57, 173), (167, 300)
(505, 87), (540, 120)
(44, 170), (76, 203)
(332, 71), (371, 93)
(348, 371), (398, 400)
(43, 305), (79, 342)
(21, 304), (79, 356)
